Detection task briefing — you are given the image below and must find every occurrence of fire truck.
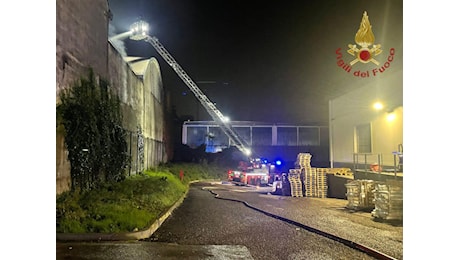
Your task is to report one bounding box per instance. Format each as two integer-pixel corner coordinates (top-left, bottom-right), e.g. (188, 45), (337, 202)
(227, 158), (270, 186)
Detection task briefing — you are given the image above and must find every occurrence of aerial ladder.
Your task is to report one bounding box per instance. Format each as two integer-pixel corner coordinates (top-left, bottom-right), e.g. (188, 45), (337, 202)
(113, 20), (252, 156)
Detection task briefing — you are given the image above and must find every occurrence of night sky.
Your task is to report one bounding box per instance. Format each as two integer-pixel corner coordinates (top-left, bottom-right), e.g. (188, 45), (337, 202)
(107, 0), (403, 125)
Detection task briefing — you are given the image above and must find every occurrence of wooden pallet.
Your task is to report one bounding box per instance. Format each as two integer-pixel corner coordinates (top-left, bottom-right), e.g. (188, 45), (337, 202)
(327, 168), (354, 178)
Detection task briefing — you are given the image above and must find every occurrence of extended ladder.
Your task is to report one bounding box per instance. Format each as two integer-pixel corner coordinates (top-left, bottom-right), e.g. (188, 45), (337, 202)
(143, 36), (251, 156)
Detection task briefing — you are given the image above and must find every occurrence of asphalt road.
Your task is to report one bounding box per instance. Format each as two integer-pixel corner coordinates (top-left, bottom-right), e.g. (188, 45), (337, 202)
(147, 182), (376, 260)
(57, 182), (401, 259)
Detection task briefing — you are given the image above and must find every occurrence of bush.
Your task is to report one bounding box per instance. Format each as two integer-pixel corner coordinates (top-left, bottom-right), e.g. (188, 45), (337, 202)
(57, 68), (130, 191)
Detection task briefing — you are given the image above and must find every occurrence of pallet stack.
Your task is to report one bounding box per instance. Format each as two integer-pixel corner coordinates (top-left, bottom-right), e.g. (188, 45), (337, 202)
(288, 169), (303, 197)
(371, 180), (403, 221)
(295, 153), (312, 168)
(294, 153), (311, 198)
(303, 167), (328, 198)
(345, 180), (376, 210)
(295, 153), (328, 198)
(314, 168), (328, 198)
(304, 167), (315, 197)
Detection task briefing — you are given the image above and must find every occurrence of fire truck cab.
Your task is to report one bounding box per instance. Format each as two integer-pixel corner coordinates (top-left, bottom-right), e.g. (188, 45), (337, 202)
(227, 158), (269, 186)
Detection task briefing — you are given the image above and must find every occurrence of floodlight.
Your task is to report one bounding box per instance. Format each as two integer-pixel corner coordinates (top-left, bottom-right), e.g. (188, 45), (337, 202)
(244, 149), (252, 156)
(129, 20), (149, 41)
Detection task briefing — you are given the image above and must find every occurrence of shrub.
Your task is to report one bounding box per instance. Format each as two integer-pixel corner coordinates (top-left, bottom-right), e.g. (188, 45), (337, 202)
(57, 68), (130, 190)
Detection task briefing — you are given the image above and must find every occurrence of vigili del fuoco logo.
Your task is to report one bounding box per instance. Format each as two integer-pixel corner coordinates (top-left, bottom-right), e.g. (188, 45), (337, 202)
(336, 11), (395, 78)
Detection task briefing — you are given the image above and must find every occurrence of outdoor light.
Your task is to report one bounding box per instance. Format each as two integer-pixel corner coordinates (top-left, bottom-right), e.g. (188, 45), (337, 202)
(129, 20), (149, 41)
(222, 116), (230, 123)
(244, 148), (252, 156)
(373, 102), (383, 110)
(386, 112), (396, 121)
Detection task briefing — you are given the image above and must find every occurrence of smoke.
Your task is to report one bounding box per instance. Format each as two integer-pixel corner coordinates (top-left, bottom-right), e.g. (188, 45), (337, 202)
(108, 23), (127, 57)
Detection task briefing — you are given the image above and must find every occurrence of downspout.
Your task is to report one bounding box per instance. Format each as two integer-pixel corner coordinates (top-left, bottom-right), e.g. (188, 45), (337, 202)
(329, 99), (334, 168)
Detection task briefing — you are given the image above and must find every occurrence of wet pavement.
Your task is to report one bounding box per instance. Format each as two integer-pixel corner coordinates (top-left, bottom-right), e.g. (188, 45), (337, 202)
(56, 242), (254, 259)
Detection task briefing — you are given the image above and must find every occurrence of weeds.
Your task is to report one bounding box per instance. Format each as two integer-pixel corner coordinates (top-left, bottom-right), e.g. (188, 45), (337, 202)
(56, 163), (227, 233)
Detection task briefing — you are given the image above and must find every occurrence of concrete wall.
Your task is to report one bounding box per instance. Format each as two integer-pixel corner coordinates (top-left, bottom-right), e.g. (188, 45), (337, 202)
(56, 0), (111, 194)
(56, 0), (168, 194)
(56, 0), (110, 96)
(107, 49), (167, 175)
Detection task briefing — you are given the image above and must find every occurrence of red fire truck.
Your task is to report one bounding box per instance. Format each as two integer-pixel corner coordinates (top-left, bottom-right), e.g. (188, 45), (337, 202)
(227, 158), (270, 186)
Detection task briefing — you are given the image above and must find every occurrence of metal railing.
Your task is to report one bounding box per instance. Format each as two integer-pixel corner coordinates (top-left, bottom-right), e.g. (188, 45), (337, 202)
(353, 153), (402, 179)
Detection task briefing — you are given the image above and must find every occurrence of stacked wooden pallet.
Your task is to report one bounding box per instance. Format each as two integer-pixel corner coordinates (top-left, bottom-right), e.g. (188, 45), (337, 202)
(371, 180), (403, 221)
(314, 168), (328, 198)
(294, 153), (328, 198)
(288, 169), (303, 197)
(295, 153), (312, 168)
(304, 167), (315, 197)
(302, 167), (328, 198)
(293, 153), (311, 197)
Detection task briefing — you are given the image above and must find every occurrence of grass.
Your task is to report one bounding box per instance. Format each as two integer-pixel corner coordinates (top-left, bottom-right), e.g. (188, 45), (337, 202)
(56, 162), (227, 233)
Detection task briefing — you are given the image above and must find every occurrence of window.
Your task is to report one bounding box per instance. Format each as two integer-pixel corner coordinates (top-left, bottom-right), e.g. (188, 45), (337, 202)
(299, 127), (320, 146)
(355, 123), (372, 153)
(277, 127), (297, 146)
(233, 127), (251, 145)
(252, 127), (272, 146)
(186, 126), (207, 148)
(208, 127), (229, 146)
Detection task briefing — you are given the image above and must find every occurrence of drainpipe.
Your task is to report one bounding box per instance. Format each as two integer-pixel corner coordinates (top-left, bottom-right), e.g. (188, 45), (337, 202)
(329, 99), (334, 168)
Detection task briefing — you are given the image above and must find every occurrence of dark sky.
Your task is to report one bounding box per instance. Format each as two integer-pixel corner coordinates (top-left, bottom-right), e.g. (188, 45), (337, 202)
(107, 0), (403, 124)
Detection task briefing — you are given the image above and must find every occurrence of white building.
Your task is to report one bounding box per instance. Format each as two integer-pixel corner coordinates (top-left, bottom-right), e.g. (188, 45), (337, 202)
(329, 67), (403, 179)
